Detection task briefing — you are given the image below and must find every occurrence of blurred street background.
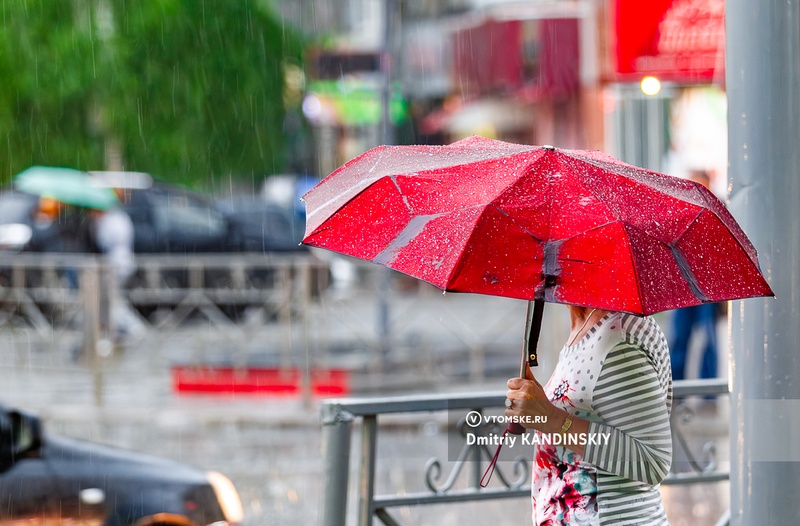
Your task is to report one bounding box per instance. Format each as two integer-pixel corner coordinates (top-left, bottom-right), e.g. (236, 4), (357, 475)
(0, 0), (735, 525)
(0, 261), (730, 525)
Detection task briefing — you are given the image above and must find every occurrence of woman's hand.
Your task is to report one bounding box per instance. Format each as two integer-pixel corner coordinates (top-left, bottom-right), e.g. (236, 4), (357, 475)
(504, 364), (561, 432)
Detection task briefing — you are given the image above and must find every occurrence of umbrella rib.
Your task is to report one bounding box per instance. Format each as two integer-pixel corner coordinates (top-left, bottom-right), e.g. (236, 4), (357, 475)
(670, 209), (773, 300)
(667, 210), (712, 304)
(388, 175), (413, 213)
(620, 223), (648, 315)
(373, 213), (447, 266)
(442, 205), (508, 292)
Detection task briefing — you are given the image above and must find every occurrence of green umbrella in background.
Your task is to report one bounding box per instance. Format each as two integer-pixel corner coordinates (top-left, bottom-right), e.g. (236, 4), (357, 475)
(13, 166), (120, 210)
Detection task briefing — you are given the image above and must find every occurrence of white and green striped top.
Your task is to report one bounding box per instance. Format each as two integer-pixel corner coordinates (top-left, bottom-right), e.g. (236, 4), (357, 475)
(532, 312), (672, 525)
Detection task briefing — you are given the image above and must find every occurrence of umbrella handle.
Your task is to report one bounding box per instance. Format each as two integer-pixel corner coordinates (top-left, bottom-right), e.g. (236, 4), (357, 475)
(505, 299), (546, 436)
(483, 300), (547, 486)
(520, 298), (545, 373)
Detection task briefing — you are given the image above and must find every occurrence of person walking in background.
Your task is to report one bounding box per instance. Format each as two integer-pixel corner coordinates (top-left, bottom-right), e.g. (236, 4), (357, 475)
(29, 197), (93, 289)
(90, 201), (144, 345)
(669, 303), (718, 381)
(92, 204), (135, 288)
(669, 169), (719, 381)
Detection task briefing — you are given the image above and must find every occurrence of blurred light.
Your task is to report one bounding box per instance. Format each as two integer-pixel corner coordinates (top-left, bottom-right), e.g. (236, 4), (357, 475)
(79, 488), (105, 505)
(96, 338), (114, 358)
(641, 76), (662, 96)
(0, 223), (32, 250)
(207, 471), (244, 524)
(302, 95), (323, 121)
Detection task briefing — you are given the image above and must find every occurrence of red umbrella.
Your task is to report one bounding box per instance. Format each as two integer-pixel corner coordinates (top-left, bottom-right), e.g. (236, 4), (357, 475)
(304, 135), (772, 353)
(304, 134), (771, 310)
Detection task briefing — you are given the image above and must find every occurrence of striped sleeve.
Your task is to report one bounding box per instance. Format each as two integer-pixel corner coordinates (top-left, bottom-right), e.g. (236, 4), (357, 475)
(582, 342), (672, 485)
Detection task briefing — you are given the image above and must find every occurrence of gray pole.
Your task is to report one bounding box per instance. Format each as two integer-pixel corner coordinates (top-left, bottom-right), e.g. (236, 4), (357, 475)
(727, 1), (800, 524)
(376, 0), (397, 363)
(320, 403), (354, 526)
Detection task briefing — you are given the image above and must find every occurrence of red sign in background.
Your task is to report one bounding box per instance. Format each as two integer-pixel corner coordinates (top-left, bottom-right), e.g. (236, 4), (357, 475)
(614, 0), (725, 84)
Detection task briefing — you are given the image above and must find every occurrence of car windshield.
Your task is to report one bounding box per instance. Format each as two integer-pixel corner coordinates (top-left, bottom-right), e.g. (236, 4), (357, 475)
(152, 192), (226, 237)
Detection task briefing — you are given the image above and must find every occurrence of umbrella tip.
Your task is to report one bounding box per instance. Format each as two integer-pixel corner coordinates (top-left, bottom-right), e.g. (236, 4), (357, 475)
(542, 145), (555, 151)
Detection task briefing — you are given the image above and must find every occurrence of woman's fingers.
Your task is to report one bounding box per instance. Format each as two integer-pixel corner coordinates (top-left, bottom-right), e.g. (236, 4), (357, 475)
(507, 377), (525, 389)
(507, 376), (540, 390)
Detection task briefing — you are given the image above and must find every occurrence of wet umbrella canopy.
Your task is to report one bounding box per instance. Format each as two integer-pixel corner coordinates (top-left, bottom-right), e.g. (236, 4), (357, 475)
(303, 136), (773, 316)
(14, 166), (120, 211)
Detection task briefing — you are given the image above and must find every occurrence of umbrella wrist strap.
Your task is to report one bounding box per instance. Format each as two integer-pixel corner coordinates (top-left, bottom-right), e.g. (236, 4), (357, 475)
(480, 428), (510, 488)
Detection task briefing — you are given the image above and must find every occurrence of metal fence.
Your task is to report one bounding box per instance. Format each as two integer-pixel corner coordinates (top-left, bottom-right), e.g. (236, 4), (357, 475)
(320, 378), (731, 526)
(0, 252), (328, 333)
(1, 253), (547, 405)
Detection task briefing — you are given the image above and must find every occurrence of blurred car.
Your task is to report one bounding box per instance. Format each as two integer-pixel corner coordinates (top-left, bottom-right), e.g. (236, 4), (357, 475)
(121, 183), (230, 254)
(120, 180), (307, 255)
(214, 195), (306, 253)
(3, 177), (311, 256)
(0, 190), (38, 252)
(0, 403), (243, 525)
(0, 189), (92, 256)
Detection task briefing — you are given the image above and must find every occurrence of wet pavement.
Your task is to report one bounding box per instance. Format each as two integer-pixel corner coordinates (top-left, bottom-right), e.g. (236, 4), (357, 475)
(0, 290), (730, 525)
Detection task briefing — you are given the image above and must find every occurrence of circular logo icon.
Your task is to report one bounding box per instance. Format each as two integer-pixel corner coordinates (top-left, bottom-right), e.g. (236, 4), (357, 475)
(466, 411), (483, 428)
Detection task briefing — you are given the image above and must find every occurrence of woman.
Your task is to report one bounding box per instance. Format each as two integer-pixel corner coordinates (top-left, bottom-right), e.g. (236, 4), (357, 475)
(505, 306), (672, 525)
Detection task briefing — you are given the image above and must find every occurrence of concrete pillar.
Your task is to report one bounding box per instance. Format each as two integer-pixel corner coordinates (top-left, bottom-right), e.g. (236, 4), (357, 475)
(727, 1), (800, 523)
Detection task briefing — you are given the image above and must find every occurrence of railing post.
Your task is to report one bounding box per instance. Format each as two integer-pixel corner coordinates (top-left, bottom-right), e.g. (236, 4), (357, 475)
(80, 259), (104, 407)
(299, 259), (313, 409)
(321, 401), (355, 526)
(357, 415), (378, 526)
(278, 264), (293, 370)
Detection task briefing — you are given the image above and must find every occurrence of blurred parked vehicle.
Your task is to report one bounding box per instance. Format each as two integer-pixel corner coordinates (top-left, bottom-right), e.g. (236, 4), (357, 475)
(4, 171), (313, 256)
(214, 195), (306, 253)
(0, 404), (243, 525)
(121, 182), (230, 254)
(0, 190), (92, 255)
(0, 190), (38, 252)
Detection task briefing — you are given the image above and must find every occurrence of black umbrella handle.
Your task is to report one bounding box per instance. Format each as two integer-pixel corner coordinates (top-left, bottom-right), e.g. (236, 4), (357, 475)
(507, 299), (545, 436)
(521, 298), (545, 372)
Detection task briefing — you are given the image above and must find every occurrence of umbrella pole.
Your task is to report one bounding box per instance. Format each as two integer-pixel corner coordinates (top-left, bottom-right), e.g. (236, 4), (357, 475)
(506, 299), (545, 437)
(520, 298), (545, 375)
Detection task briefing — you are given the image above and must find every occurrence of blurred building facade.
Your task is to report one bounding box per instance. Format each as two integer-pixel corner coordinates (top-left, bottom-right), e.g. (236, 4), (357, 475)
(276, 0), (726, 193)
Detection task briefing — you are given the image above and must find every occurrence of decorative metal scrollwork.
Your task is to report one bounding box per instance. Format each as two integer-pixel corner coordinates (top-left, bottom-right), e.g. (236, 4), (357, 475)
(424, 413), (530, 493)
(672, 400), (720, 473)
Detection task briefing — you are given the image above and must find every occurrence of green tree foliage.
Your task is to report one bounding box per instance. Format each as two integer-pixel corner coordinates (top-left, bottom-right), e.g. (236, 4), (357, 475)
(0, 0), (302, 189)
(0, 1), (102, 184)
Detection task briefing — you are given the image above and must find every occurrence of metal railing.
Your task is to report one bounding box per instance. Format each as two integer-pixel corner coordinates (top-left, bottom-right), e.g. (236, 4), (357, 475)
(0, 252), (328, 332)
(0, 254), (542, 388)
(320, 378), (730, 526)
